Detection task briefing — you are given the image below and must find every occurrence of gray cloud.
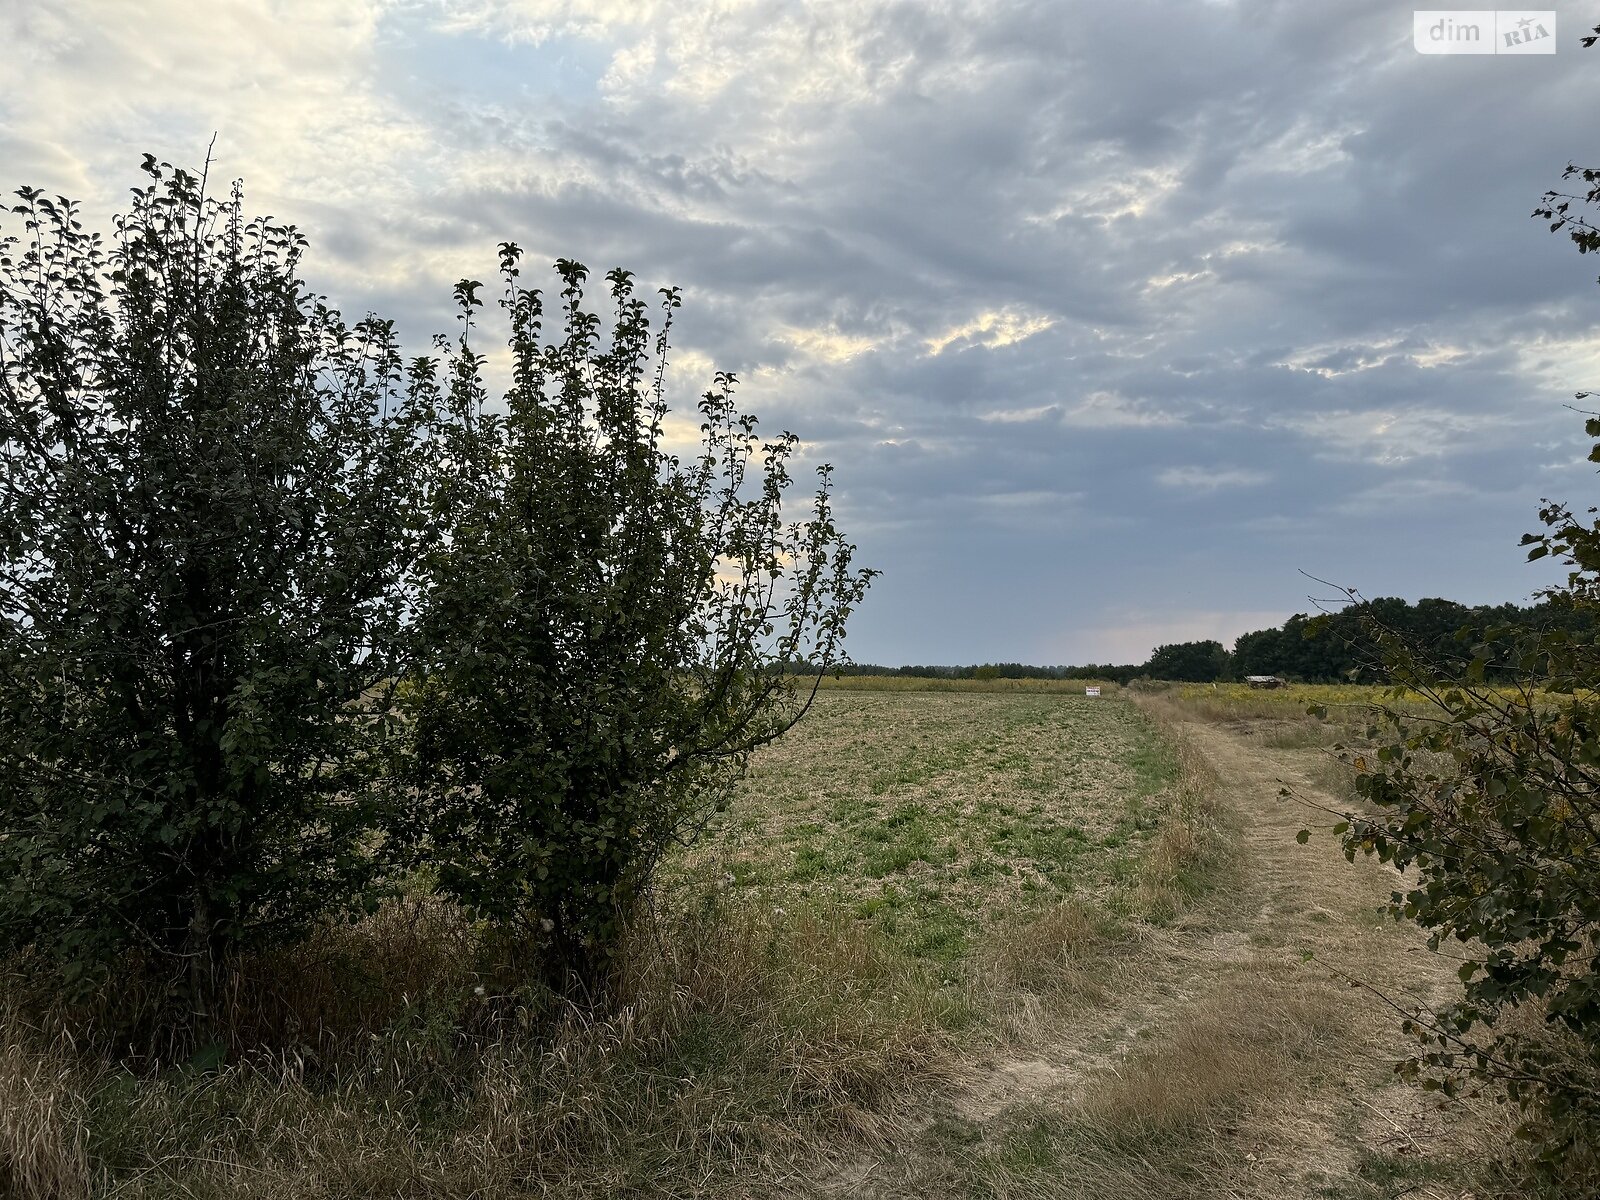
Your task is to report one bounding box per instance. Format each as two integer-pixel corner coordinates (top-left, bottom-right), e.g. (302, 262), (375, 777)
(3, 0), (1594, 663)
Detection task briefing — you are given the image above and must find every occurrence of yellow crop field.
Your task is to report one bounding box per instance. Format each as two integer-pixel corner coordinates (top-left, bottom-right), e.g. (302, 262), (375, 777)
(1175, 681), (1401, 707)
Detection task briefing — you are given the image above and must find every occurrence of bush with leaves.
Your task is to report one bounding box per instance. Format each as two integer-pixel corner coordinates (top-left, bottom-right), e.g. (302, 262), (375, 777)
(0, 160), (425, 1028)
(399, 249), (874, 991)
(1308, 419), (1600, 1164)
(1308, 69), (1600, 1166)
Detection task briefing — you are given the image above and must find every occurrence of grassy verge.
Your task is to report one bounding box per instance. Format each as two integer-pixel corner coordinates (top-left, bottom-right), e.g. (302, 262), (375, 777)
(3, 900), (954, 1199)
(1128, 729), (1232, 921)
(1, 692), (1230, 1199)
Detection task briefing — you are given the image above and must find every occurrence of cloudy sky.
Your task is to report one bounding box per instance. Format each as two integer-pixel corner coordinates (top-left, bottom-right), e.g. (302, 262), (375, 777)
(4, 0), (1598, 664)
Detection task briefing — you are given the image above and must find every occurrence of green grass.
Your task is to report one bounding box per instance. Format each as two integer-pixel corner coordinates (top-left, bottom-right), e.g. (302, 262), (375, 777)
(671, 691), (1188, 964)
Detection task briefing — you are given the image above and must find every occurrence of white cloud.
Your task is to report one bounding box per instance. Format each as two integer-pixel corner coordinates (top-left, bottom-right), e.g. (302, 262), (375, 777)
(1024, 163), (1185, 227)
(978, 403), (1059, 424)
(780, 323), (882, 363)
(1268, 407), (1493, 466)
(1060, 391), (1182, 429)
(1156, 466), (1269, 490)
(0, 0), (434, 272)
(926, 307), (1055, 356)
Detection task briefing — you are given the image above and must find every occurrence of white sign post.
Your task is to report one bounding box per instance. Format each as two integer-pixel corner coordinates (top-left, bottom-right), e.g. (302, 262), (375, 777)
(1085, 686), (1101, 698)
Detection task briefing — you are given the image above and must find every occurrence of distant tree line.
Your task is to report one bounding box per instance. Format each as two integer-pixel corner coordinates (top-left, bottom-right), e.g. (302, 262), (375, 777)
(824, 596), (1594, 684)
(815, 661), (1140, 681)
(1231, 596), (1593, 683)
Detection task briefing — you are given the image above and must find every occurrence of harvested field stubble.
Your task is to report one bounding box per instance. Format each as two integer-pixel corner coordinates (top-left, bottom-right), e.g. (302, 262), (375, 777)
(2, 689), (1224, 1199)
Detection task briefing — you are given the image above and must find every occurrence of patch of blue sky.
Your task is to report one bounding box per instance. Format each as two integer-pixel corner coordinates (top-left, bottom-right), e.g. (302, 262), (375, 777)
(377, 12), (609, 108)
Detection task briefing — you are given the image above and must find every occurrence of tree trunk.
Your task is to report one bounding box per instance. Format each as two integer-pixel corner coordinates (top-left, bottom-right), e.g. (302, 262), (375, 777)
(184, 889), (219, 1047)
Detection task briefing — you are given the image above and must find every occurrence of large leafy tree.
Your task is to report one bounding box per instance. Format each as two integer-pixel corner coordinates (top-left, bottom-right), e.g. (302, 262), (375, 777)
(1144, 638), (1229, 682)
(401, 249), (875, 990)
(0, 160), (424, 1024)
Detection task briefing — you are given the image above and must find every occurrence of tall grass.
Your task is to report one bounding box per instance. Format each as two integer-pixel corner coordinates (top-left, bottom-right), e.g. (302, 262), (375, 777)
(1131, 733), (1233, 920)
(0, 1016), (90, 1200)
(3, 898), (956, 1199)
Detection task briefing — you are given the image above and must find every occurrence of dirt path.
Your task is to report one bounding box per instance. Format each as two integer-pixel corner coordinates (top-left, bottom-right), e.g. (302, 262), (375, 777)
(1165, 721), (1477, 1193)
(818, 713), (1488, 1199)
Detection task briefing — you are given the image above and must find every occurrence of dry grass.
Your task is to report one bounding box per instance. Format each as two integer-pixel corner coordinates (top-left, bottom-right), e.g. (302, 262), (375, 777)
(1, 691), (1236, 1199)
(1074, 986), (1344, 1141)
(933, 983), (1351, 1200)
(0, 1013), (91, 1200)
(978, 902), (1109, 997)
(856, 967), (1359, 1200)
(3, 898), (955, 1199)
(225, 897), (485, 1054)
(815, 675), (1118, 695)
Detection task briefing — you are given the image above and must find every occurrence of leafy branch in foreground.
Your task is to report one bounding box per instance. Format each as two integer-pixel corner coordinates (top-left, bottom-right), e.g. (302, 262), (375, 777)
(1304, 425), (1600, 1165)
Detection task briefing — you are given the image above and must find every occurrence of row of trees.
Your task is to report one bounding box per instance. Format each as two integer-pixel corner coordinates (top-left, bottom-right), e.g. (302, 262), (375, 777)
(1231, 597), (1593, 682)
(0, 159), (873, 1029)
(828, 597), (1589, 687)
(1139, 598), (1591, 684)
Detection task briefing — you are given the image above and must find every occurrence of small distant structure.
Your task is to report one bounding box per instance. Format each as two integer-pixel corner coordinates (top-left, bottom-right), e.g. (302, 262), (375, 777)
(1245, 675), (1286, 690)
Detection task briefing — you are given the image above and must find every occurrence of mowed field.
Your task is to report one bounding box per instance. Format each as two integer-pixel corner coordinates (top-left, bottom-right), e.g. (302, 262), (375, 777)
(671, 690), (1183, 966)
(6, 684), (1518, 1200)
(663, 683), (1505, 1200)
